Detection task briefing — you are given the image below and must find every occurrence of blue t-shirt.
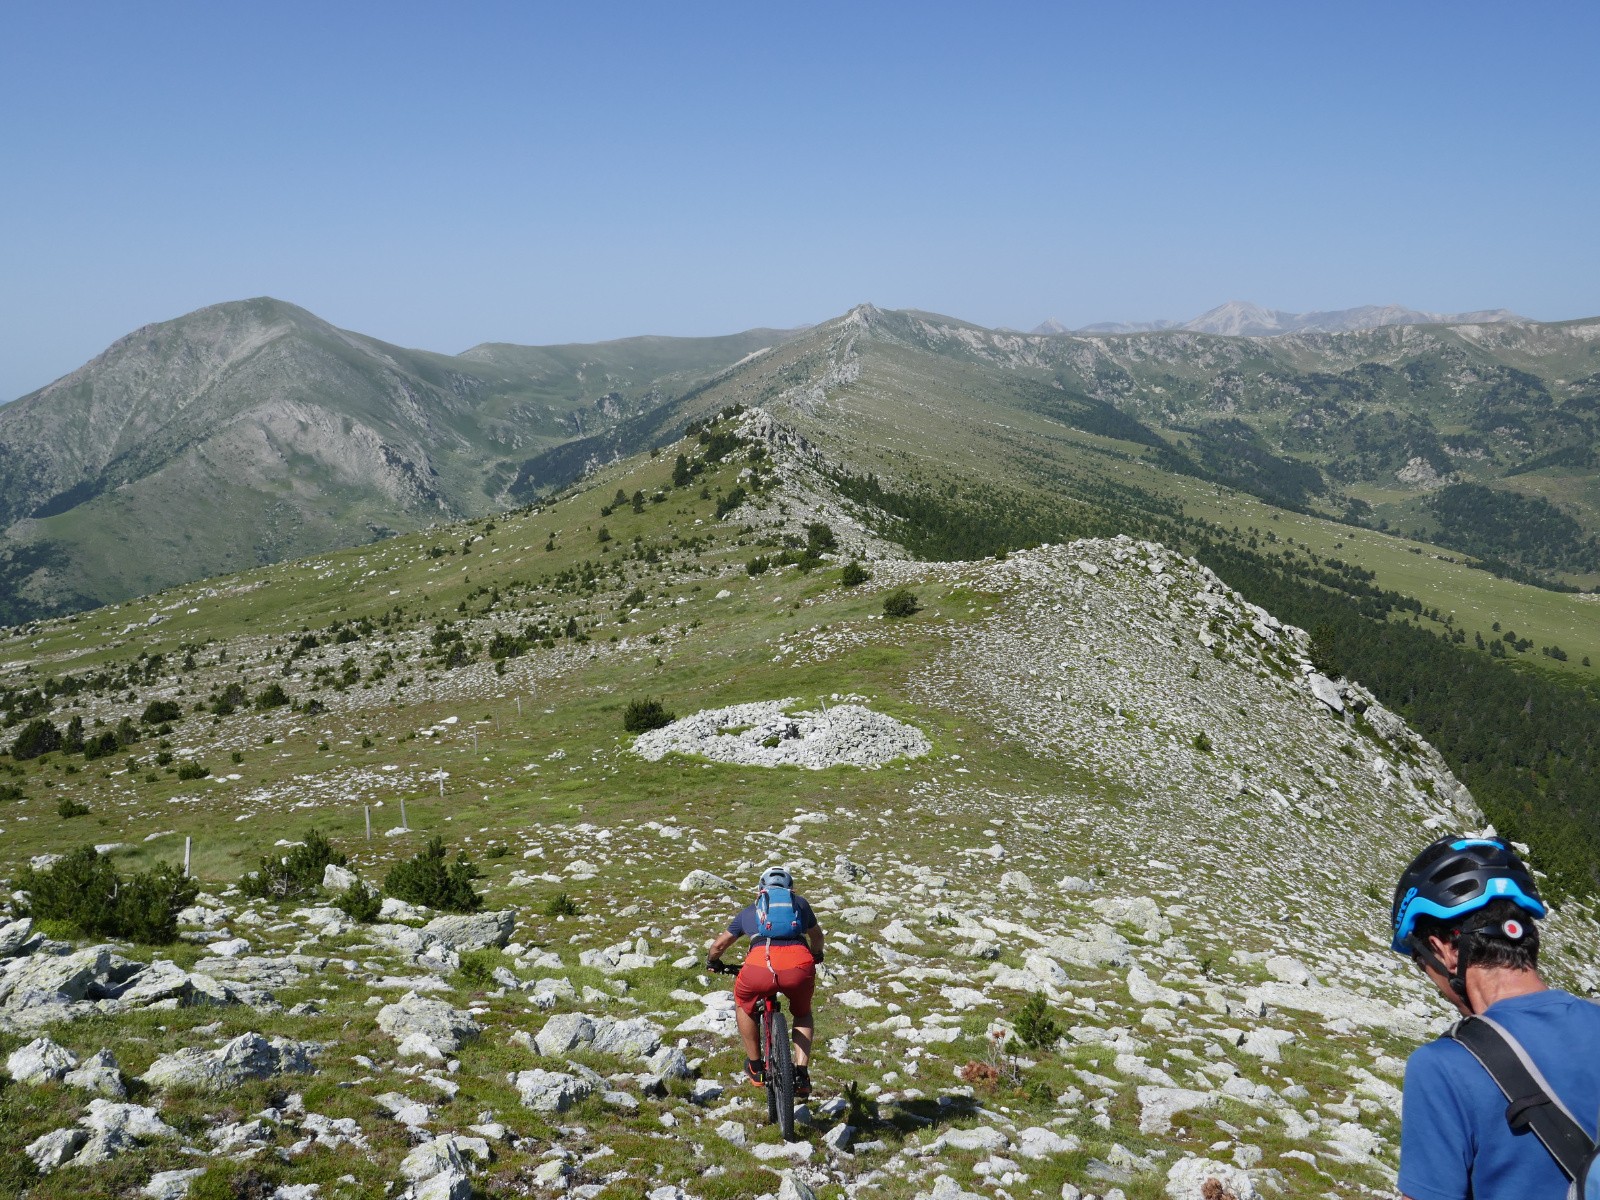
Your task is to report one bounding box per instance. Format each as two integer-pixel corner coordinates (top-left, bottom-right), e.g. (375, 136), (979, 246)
(1399, 990), (1600, 1200)
(726, 894), (817, 947)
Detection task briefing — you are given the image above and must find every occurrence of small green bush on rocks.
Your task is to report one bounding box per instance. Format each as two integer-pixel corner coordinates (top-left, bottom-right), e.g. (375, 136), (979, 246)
(242, 828), (346, 900)
(882, 587), (921, 618)
(334, 879), (383, 923)
(384, 835), (483, 913)
(840, 560), (872, 587)
(18, 846), (198, 944)
(1012, 993), (1063, 1050)
(10, 717), (61, 760)
(623, 697), (675, 733)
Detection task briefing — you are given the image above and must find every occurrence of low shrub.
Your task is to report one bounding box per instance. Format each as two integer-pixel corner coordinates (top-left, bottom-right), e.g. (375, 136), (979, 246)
(384, 835), (483, 913)
(241, 828), (346, 900)
(334, 879), (382, 923)
(83, 730), (121, 760)
(11, 718), (61, 760)
(18, 846), (198, 944)
(456, 948), (504, 987)
(1012, 993), (1063, 1050)
(622, 697), (675, 733)
(840, 560), (872, 587)
(882, 587), (921, 618)
(542, 892), (581, 917)
(1192, 731), (1214, 753)
(177, 761), (210, 780)
(141, 700), (183, 725)
(56, 797), (90, 818)
(254, 683), (290, 711)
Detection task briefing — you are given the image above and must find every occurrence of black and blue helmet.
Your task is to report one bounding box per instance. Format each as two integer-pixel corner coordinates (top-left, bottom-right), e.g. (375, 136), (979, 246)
(1390, 835), (1545, 955)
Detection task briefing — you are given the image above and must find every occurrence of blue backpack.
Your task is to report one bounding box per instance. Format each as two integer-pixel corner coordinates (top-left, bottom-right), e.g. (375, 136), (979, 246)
(755, 885), (803, 939)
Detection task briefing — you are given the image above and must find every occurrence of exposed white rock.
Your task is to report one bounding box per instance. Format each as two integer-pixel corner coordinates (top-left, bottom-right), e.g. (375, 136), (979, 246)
(7, 1034), (77, 1083)
(377, 994), (482, 1054)
(632, 698), (929, 769)
(143, 1032), (317, 1090)
(511, 1067), (593, 1112)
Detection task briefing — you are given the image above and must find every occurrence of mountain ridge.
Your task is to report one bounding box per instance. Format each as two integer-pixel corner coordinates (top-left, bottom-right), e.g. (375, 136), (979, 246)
(1035, 299), (1531, 337)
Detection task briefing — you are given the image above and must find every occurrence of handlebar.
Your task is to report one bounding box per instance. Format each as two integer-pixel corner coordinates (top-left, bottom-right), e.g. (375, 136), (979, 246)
(706, 959), (740, 975)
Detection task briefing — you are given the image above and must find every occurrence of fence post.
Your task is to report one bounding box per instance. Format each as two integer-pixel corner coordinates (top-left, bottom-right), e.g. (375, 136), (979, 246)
(364, 804), (372, 842)
(183, 836), (191, 878)
(400, 797), (409, 830)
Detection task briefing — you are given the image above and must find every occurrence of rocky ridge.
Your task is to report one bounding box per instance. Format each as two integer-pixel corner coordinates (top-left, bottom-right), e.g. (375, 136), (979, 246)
(0, 412), (1596, 1199)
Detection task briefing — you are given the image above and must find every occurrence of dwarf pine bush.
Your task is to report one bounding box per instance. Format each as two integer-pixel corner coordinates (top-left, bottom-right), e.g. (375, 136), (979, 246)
(242, 828), (346, 900)
(384, 835), (483, 913)
(19, 847), (198, 944)
(622, 697), (675, 733)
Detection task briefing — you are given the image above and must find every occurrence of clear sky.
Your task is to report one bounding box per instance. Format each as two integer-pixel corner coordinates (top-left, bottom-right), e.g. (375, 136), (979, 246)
(2, 1), (1597, 401)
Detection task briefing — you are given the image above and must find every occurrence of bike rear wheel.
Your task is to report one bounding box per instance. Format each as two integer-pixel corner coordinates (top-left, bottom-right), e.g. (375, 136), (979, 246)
(765, 1004), (795, 1140)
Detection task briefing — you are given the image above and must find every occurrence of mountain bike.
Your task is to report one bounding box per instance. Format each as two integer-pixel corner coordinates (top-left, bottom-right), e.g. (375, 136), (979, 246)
(709, 959), (796, 1140)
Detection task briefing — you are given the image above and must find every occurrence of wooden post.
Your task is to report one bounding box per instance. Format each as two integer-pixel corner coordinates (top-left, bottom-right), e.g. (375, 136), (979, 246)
(400, 797), (409, 830)
(364, 804), (372, 841)
(472, 731), (478, 752)
(516, 696), (522, 718)
(438, 776), (444, 798)
(183, 836), (191, 878)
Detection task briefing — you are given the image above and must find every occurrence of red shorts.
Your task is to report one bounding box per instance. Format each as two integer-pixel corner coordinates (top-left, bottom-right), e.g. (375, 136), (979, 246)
(734, 943), (816, 1020)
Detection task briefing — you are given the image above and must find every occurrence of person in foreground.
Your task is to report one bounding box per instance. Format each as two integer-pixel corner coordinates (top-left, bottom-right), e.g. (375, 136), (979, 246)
(706, 865), (824, 1099)
(1393, 834), (1600, 1200)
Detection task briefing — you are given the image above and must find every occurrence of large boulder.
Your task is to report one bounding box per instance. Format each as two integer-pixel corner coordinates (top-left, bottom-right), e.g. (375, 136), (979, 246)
(323, 863), (358, 893)
(0, 917), (37, 958)
(377, 994), (482, 1055)
(534, 1012), (661, 1060)
(64, 1049), (125, 1098)
(142, 1031), (318, 1090)
(0, 946), (113, 1007)
(423, 910), (515, 952)
(76, 1098), (177, 1164)
(7, 1035), (78, 1083)
(24, 1127), (87, 1173)
(511, 1068), (593, 1112)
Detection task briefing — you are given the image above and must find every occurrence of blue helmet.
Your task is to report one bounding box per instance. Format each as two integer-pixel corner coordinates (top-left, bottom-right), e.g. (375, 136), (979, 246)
(1390, 835), (1544, 956)
(759, 865), (793, 891)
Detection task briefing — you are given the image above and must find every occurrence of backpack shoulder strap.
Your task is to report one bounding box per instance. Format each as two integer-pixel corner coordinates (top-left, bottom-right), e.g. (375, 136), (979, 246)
(1447, 1014), (1595, 1181)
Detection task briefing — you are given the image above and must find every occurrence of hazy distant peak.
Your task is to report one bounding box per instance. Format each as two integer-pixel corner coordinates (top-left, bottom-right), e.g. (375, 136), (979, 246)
(1036, 301), (1530, 338)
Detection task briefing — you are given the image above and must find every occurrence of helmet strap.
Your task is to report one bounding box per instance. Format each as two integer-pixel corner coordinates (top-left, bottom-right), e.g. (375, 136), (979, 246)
(1412, 934), (1475, 1013)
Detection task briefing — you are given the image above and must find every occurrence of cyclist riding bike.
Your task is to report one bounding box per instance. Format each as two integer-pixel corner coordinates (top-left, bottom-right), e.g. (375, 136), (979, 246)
(706, 865), (825, 1099)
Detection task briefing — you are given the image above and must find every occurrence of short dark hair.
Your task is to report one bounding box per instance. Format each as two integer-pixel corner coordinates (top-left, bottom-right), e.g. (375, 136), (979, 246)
(1413, 898), (1540, 972)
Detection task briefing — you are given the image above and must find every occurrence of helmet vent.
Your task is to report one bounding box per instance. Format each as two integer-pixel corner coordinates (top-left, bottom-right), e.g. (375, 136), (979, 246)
(1448, 879), (1480, 898)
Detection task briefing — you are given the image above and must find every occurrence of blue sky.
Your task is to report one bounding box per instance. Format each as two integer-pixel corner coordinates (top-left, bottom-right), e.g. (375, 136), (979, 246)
(2, 2), (1596, 400)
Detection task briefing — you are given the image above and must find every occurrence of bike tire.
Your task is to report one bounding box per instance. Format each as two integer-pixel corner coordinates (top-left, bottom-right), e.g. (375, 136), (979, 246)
(763, 1007), (779, 1126)
(767, 1006), (796, 1141)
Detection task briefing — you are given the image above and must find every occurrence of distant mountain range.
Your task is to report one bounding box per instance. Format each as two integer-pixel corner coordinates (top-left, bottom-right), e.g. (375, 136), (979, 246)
(1, 295), (1595, 620)
(1034, 300), (1529, 337)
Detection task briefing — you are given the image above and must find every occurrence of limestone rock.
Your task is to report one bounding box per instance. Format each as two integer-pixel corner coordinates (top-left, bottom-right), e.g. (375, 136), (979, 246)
(7, 1034), (78, 1083)
(0, 916), (36, 957)
(1138, 1085), (1214, 1134)
(511, 1067), (593, 1112)
(322, 863), (358, 893)
(24, 1127), (87, 1172)
(142, 1168), (208, 1199)
(423, 910), (515, 952)
(377, 994), (482, 1054)
(679, 869), (736, 892)
(1164, 1155), (1258, 1199)
(64, 1049), (126, 1097)
(142, 1032), (317, 1090)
